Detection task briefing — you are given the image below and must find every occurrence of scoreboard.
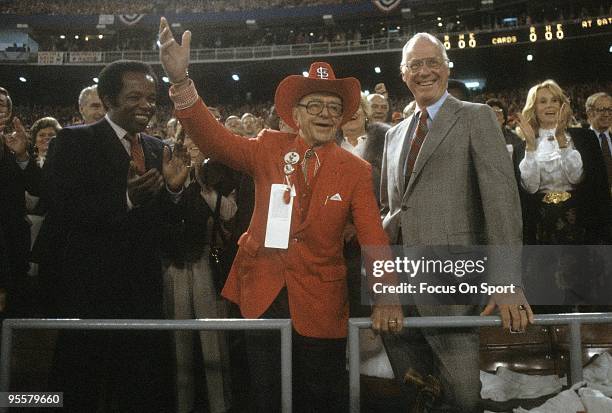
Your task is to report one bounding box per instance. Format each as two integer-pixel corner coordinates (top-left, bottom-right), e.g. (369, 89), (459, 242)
(436, 16), (611, 50)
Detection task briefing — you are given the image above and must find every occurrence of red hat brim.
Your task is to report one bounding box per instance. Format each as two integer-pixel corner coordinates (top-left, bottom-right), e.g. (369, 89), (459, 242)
(274, 75), (362, 131)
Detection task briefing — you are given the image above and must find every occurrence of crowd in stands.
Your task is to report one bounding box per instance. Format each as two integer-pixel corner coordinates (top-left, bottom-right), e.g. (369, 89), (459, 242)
(1, 0), (608, 25)
(11, 80), (609, 139)
(0, 0), (362, 15)
(20, 6), (610, 54)
(35, 25), (370, 52)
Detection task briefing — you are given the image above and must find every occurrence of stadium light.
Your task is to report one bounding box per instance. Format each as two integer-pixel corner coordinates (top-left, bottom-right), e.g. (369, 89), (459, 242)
(465, 81), (480, 89)
(162, 76), (170, 83)
(59, 35), (65, 39)
(74, 35), (79, 40)
(19, 77), (27, 83)
(448, 61), (454, 68)
(85, 36), (89, 42)
(438, 22), (443, 27)
(232, 74), (240, 81)
(609, 45), (612, 53)
(302, 71), (309, 77)
(98, 34), (104, 40)
(526, 54), (533, 61)
(437, 17), (442, 21)
(93, 77), (99, 84)
(374, 66), (381, 74)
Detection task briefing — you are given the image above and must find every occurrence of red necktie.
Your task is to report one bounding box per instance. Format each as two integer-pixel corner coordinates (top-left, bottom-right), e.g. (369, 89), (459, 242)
(128, 133), (146, 175)
(405, 109), (429, 183)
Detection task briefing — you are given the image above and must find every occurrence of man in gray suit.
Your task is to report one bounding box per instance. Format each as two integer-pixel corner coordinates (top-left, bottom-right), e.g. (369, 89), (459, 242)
(380, 33), (534, 412)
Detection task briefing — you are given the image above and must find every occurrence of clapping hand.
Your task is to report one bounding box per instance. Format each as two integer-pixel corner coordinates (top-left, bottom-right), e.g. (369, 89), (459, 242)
(554, 103), (571, 148)
(127, 162), (164, 207)
(4, 117), (29, 161)
(162, 138), (189, 192)
(516, 113), (536, 152)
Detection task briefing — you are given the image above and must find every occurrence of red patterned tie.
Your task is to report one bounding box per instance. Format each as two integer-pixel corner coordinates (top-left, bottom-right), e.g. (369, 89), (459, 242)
(128, 133), (146, 175)
(405, 109), (429, 182)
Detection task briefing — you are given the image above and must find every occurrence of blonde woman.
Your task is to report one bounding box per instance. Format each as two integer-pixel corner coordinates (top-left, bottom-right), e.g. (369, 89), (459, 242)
(516, 80), (610, 245)
(340, 93), (370, 154)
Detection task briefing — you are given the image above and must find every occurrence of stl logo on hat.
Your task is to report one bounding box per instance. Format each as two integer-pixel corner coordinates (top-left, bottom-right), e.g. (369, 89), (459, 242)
(308, 62), (335, 80)
(316, 66), (329, 79)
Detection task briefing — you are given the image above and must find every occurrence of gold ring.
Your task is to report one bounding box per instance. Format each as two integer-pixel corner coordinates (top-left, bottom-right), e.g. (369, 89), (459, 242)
(518, 305), (526, 311)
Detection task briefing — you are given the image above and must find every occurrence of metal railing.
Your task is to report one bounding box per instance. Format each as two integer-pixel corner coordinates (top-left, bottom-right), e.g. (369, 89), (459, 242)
(348, 313), (612, 413)
(0, 318), (292, 413)
(2, 314), (612, 413)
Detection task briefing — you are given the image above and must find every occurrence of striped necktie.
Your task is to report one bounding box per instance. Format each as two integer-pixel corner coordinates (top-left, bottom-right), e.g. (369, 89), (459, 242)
(405, 109), (429, 187)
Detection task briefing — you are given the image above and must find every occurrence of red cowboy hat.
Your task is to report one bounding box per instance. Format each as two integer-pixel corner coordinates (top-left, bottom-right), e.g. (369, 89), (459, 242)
(274, 62), (361, 131)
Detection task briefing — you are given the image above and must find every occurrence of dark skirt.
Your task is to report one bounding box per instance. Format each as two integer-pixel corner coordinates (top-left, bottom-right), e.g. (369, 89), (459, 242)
(532, 191), (585, 245)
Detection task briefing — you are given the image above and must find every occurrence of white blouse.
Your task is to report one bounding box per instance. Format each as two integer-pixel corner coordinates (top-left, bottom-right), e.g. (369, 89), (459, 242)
(340, 135), (367, 155)
(519, 128), (584, 194)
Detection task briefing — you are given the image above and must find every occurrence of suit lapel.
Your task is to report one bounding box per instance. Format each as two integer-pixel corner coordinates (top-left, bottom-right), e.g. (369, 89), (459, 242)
(93, 119), (131, 174)
(140, 134), (161, 171)
(395, 115), (415, 193)
(404, 96), (461, 195)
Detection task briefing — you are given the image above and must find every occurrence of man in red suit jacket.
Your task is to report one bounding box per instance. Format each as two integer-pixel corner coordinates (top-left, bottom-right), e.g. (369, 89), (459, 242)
(159, 18), (402, 412)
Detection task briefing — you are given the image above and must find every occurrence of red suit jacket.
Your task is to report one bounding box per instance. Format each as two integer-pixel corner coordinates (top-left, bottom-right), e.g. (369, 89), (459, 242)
(176, 100), (391, 338)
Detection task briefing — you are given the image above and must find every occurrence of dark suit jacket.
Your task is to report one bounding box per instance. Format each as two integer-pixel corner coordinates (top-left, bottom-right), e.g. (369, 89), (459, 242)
(0, 146), (40, 302)
(514, 127), (611, 244)
(162, 176), (214, 265)
(41, 119), (175, 318)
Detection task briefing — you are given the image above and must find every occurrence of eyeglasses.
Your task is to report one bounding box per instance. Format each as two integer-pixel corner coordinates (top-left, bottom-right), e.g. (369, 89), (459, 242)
(593, 107), (612, 114)
(297, 101), (343, 117)
(402, 57), (448, 73)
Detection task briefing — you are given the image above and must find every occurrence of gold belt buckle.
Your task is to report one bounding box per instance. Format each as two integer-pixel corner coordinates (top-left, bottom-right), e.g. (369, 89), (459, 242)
(542, 191), (571, 204)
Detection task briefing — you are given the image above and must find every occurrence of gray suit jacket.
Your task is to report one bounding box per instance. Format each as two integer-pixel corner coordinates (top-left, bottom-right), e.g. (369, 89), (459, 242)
(381, 95), (523, 286)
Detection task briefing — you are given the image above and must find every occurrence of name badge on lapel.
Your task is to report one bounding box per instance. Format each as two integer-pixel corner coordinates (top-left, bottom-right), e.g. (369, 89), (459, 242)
(265, 184), (295, 249)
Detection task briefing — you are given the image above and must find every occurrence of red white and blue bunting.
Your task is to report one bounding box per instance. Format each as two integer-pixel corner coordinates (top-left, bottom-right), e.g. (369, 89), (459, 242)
(372, 0), (402, 12)
(118, 14), (145, 26)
